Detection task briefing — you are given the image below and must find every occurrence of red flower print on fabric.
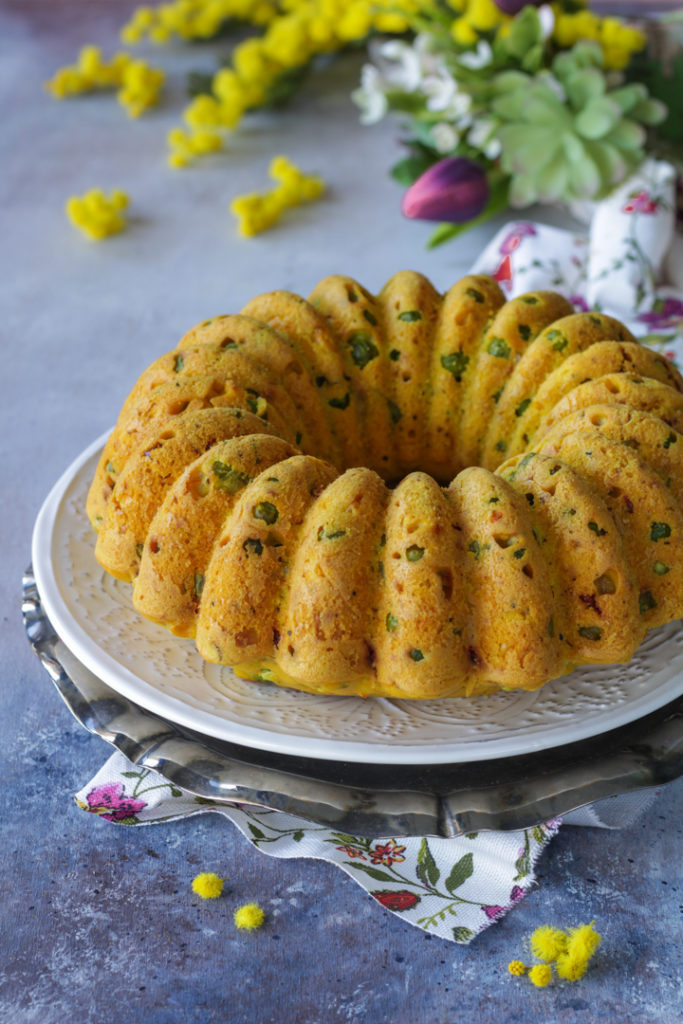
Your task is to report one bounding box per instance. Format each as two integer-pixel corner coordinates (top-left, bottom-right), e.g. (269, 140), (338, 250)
(86, 782), (146, 821)
(372, 890), (421, 912)
(623, 190), (658, 215)
(370, 840), (406, 867)
(336, 845), (367, 859)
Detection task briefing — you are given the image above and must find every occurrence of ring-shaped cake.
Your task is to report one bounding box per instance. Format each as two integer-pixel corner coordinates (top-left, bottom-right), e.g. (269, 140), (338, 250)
(87, 272), (683, 698)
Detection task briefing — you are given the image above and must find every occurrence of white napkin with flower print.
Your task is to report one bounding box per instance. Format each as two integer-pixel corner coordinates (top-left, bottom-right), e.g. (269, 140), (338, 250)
(471, 159), (683, 368)
(75, 162), (678, 943)
(75, 751), (657, 944)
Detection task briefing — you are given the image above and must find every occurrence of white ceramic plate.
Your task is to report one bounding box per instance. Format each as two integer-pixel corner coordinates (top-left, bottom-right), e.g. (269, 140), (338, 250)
(32, 434), (683, 764)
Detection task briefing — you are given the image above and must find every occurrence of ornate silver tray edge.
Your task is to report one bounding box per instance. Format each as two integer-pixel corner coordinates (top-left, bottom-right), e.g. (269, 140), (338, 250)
(23, 567), (683, 837)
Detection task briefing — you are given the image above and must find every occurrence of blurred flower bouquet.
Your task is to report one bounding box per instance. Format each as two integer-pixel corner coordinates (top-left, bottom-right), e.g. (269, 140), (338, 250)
(49, 0), (683, 241)
(352, 0), (683, 245)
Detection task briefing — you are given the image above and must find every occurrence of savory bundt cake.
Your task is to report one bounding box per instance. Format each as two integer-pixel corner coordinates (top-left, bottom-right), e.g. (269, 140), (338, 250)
(87, 272), (683, 699)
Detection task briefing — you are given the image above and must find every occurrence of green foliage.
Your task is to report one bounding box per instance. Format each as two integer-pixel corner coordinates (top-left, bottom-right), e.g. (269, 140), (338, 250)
(490, 42), (667, 206)
(627, 51), (683, 144)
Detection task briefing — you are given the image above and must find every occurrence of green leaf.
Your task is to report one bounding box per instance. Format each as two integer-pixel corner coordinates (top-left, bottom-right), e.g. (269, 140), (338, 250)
(514, 850), (531, 881)
(630, 97), (667, 126)
(452, 926), (475, 943)
(504, 7), (542, 59)
(445, 853), (474, 894)
(390, 152), (436, 186)
(416, 837), (440, 887)
(608, 118), (646, 151)
(569, 150), (601, 198)
(575, 97), (620, 140)
(187, 70), (215, 99)
(331, 832), (363, 846)
(521, 42), (544, 74)
(292, 829), (304, 842)
(536, 153), (570, 202)
(263, 62), (310, 109)
(609, 83), (646, 113)
(508, 172), (538, 208)
(121, 771), (140, 778)
(347, 862), (398, 884)
(563, 67), (606, 108)
(248, 823), (266, 841)
(170, 787), (183, 798)
(626, 51), (683, 143)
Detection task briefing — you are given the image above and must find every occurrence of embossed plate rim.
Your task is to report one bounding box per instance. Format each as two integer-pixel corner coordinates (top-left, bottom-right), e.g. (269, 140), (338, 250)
(32, 434), (683, 765)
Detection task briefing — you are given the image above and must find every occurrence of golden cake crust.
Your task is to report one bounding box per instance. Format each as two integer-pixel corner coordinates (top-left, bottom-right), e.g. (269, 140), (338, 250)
(88, 272), (683, 699)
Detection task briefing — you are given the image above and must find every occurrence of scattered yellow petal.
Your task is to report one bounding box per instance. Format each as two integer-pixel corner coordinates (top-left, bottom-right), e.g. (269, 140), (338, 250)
(66, 188), (129, 240)
(566, 921), (602, 961)
(234, 902), (266, 930)
(230, 156), (324, 236)
(555, 953), (590, 982)
(528, 963), (553, 988)
(529, 924), (568, 963)
(191, 872), (224, 899)
(46, 45), (163, 115)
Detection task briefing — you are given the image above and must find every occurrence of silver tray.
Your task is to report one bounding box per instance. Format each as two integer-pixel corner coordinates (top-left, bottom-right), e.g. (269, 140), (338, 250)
(23, 566), (683, 837)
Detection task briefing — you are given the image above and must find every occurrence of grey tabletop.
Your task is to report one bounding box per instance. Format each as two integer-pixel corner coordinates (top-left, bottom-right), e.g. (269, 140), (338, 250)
(2, 3), (682, 1022)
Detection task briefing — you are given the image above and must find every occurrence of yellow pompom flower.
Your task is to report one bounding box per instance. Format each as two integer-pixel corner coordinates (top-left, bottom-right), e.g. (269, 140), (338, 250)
(234, 902), (266, 930)
(66, 188), (129, 240)
(553, 10), (646, 70)
(529, 924), (569, 963)
(46, 46), (162, 114)
(467, 0), (503, 32)
(118, 59), (165, 117)
(555, 953), (589, 982)
(230, 156), (325, 236)
(337, 4), (372, 42)
(270, 155), (325, 203)
(528, 963), (553, 988)
(599, 18), (646, 71)
(167, 127), (223, 168)
(191, 872), (224, 899)
(451, 17), (479, 47)
(233, 37), (276, 85)
(508, 960), (527, 977)
(566, 921), (602, 961)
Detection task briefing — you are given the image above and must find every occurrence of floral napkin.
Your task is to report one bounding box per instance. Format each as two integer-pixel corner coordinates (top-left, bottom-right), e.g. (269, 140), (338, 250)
(77, 751), (562, 944)
(74, 161), (678, 943)
(75, 750), (657, 944)
(471, 158), (683, 369)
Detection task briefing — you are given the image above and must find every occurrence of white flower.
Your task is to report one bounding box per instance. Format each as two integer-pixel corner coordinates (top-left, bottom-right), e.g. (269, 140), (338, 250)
(413, 33), (444, 76)
(538, 5), (555, 40)
(352, 64), (388, 125)
(457, 40), (493, 71)
(431, 122), (460, 154)
(467, 119), (502, 160)
(373, 38), (422, 92)
(444, 91), (473, 124)
(422, 71), (457, 113)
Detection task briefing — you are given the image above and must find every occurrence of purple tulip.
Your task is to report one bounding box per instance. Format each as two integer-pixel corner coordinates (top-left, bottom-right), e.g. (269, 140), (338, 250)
(401, 157), (489, 224)
(494, 0), (542, 13)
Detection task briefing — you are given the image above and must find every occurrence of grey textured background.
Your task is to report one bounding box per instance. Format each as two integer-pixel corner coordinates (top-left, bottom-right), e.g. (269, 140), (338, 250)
(1, 3), (682, 1021)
